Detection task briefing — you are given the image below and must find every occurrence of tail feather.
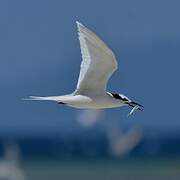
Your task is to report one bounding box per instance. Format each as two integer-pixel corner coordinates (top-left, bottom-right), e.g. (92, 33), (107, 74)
(22, 96), (57, 101)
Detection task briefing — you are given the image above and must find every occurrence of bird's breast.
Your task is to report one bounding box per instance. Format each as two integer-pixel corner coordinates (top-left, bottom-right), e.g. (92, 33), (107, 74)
(64, 94), (125, 109)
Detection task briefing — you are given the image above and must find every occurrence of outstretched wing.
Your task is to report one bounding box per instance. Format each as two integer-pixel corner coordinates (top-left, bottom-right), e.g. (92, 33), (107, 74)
(75, 21), (118, 95)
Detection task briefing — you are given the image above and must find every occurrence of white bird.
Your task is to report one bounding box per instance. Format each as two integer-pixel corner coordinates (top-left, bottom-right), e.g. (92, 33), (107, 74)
(25, 21), (143, 111)
(0, 144), (26, 180)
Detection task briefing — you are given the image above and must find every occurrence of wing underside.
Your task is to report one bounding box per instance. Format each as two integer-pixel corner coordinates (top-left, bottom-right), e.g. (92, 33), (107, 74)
(76, 22), (118, 95)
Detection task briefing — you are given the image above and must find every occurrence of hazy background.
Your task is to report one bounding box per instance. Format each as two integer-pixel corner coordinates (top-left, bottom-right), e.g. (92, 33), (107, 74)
(0, 0), (180, 179)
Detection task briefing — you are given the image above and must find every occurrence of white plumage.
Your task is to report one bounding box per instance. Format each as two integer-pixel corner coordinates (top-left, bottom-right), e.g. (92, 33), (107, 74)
(76, 21), (117, 95)
(24, 22), (143, 112)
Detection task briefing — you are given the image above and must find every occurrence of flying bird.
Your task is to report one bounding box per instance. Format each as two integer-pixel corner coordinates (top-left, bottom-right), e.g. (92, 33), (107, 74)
(25, 22), (144, 112)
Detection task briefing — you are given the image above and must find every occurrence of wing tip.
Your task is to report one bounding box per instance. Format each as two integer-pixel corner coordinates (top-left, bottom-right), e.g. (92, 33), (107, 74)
(76, 21), (83, 26)
(76, 21), (87, 32)
(76, 20), (80, 25)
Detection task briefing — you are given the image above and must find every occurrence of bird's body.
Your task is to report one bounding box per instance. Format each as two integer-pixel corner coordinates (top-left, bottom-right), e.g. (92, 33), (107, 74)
(29, 92), (126, 109)
(25, 21), (144, 112)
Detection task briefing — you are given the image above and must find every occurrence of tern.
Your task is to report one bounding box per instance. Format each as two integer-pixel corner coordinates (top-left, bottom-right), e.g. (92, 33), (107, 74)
(25, 22), (144, 112)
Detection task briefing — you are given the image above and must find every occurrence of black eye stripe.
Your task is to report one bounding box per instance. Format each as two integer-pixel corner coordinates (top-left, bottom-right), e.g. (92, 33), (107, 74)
(110, 93), (128, 101)
(111, 93), (121, 99)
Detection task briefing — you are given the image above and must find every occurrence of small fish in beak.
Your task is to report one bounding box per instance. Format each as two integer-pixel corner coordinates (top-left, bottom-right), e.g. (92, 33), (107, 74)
(129, 101), (144, 111)
(127, 105), (140, 116)
(126, 101), (144, 116)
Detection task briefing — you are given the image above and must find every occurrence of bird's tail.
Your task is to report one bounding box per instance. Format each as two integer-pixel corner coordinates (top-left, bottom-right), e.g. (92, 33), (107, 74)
(22, 96), (58, 101)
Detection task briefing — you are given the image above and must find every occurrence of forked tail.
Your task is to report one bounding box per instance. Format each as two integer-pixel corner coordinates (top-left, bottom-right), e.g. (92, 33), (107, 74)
(22, 96), (58, 101)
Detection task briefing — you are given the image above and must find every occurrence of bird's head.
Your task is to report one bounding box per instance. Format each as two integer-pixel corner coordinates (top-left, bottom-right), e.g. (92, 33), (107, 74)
(109, 93), (144, 111)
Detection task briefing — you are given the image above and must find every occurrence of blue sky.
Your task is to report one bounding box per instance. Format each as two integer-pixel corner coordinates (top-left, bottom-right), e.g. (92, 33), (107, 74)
(1, 0), (180, 137)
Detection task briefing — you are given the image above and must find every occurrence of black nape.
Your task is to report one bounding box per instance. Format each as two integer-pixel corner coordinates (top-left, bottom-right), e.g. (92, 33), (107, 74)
(110, 93), (128, 101)
(111, 93), (122, 100)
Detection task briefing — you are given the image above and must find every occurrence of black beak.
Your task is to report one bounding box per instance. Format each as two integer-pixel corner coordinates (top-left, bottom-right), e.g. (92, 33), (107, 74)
(126, 101), (144, 111)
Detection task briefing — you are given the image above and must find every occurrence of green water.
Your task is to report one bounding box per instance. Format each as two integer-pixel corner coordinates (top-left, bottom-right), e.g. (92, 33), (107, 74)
(23, 157), (180, 180)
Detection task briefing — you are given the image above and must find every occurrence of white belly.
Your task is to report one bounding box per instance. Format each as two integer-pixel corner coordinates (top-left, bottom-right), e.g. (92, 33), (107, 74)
(60, 94), (125, 109)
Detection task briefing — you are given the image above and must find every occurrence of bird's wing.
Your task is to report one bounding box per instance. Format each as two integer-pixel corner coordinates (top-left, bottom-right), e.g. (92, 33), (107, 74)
(75, 21), (118, 95)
